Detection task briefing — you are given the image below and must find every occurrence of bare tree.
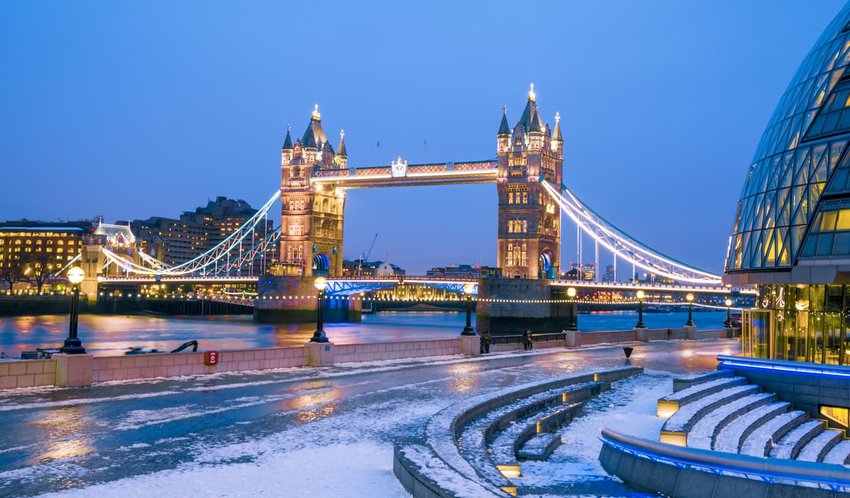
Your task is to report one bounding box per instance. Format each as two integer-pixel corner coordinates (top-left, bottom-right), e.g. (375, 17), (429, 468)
(23, 252), (56, 293)
(0, 260), (22, 291)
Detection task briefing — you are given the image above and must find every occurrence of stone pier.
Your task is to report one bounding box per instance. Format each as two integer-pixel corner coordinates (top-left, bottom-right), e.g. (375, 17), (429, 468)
(475, 278), (575, 335)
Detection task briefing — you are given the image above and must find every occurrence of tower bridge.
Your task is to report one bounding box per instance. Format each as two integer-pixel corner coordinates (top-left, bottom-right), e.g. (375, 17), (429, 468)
(81, 85), (741, 331)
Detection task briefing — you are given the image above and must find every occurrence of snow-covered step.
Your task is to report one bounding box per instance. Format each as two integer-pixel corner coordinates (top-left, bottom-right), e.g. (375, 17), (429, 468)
(714, 401), (790, 453)
(796, 429), (843, 462)
(770, 420), (823, 460)
(658, 377), (746, 417)
(663, 385), (760, 435)
(516, 433), (561, 460)
(673, 370), (734, 392)
(822, 438), (850, 465)
(740, 411), (807, 457)
(688, 393), (774, 450)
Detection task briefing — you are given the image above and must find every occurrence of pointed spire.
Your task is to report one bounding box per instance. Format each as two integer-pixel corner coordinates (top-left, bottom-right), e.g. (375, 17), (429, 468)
(528, 82), (536, 102)
(338, 129), (347, 157)
(311, 104), (321, 121)
(529, 107), (541, 133)
(302, 121), (317, 148)
(283, 124), (293, 150)
(552, 112), (563, 142)
(498, 106), (510, 135)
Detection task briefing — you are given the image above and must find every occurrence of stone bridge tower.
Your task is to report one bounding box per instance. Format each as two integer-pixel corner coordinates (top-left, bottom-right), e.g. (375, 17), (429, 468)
(496, 85), (563, 279)
(278, 106), (347, 277)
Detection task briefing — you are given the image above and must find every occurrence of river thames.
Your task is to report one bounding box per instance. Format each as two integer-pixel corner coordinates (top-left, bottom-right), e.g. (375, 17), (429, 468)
(0, 310), (728, 357)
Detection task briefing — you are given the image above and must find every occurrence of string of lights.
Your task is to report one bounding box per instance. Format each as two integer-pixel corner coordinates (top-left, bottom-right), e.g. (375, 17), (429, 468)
(540, 180), (722, 285)
(95, 291), (737, 309)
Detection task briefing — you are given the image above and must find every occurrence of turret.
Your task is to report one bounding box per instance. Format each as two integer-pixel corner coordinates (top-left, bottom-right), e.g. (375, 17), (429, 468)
(282, 124), (293, 165)
(551, 112), (564, 155)
(335, 130), (348, 168)
(497, 107), (510, 154)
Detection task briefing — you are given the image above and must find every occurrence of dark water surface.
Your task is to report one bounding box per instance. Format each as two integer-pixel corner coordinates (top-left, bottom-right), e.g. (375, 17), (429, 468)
(0, 310), (728, 357)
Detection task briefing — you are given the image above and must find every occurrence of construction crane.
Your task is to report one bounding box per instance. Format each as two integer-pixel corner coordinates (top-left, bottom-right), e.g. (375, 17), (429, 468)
(358, 233), (379, 277)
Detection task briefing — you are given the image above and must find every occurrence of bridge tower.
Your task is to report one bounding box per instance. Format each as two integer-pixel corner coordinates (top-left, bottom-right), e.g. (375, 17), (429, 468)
(278, 106), (347, 277)
(496, 84), (563, 279)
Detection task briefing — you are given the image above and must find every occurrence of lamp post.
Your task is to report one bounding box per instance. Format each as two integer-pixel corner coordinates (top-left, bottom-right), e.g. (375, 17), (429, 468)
(567, 287), (578, 331)
(686, 293), (695, 327)
(724, 298), (732, 328)
(60, 267), (86, 354)
(635, 290), (646, 329)
(461, 283), (476, 336)
(310, 277), (329, 343)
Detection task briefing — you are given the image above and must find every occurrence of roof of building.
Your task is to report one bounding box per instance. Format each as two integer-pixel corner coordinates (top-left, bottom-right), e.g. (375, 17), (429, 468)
(498, 109), (510, 135)
(94, 222), (136, 244)
(301, 104), (328, 150)
(283, 126), (293, 149)
(726, 3), (850, 277)
(338, 130), (347, 157)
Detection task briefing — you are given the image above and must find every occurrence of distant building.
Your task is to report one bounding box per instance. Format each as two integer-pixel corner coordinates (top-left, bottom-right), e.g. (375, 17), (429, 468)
(130, 196), (276, 274)
(603, 264), (616, 282)
(563, 263), (595, 281)
(342, 259), (405, 277)
(0, 220), (95, 290)
(426, 264), (499, 279)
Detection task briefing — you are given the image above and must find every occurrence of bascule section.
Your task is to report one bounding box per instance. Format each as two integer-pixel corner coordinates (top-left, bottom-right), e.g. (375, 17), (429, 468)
(496, 84), (563, 280)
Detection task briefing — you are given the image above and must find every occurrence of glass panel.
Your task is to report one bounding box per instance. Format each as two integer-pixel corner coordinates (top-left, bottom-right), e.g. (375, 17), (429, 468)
(820, 405), (849, 428)
(834, 232), (850, 254)
(817, 233), (835, 256)
(838, 209), (850, 230)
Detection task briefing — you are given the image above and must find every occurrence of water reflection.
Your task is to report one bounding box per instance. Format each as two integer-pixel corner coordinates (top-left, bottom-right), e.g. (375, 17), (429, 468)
(449, 363), (481, 393)
(28, 406), (95, 464)
(0, 311), (730, 357)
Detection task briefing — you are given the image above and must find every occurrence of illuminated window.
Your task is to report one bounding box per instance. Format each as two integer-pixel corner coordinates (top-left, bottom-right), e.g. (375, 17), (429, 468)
(805, 77), (850, 141)
(820, 404), (849, 428)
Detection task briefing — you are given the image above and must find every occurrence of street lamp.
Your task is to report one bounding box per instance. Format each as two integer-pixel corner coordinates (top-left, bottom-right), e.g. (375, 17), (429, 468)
(310, 277), (329, 343)
(724, 298), (733, 328)
(566, 287), (578, 331)
(635, 290), (646, 329)
(461, 283), (476, 336)
(686, 293), (695, 327)
(60, 267), (86, 354)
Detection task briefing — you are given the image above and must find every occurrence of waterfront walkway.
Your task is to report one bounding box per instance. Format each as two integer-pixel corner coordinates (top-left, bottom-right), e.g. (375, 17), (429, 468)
(0, 339), (738, 497)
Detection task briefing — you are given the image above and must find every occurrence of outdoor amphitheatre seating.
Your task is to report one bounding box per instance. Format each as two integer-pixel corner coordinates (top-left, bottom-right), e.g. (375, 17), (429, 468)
(657, 371), (850, 465)
(392, 366), (642, 497)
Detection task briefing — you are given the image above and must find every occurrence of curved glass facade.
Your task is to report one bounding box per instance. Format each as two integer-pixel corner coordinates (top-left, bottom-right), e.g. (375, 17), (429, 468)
(727, 4), (850, 272)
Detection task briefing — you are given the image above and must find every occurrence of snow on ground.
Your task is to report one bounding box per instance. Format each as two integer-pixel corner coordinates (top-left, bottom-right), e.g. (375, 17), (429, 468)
(517, 370), (673, 489)
(40, 441), (406, 498)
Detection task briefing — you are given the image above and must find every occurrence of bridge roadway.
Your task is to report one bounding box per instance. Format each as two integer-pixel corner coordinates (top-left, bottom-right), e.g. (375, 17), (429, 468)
(97, 275), (753, 300)
(0, 339), (739, 497)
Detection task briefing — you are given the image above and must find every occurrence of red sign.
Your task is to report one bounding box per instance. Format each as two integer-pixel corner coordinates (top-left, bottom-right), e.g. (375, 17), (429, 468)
(204, 350), (219, 366)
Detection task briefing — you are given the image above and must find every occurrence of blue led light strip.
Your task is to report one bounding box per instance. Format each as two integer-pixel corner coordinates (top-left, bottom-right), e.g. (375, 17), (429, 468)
(601, 434), (850, 492)
(718, 358), (850, 379)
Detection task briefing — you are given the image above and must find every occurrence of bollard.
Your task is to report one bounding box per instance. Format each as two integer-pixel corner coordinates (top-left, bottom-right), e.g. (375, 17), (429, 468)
(623, 347), (634, 359)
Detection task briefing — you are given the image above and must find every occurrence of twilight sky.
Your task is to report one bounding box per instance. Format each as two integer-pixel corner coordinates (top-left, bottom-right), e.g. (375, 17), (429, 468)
(1, 1), (846, 275)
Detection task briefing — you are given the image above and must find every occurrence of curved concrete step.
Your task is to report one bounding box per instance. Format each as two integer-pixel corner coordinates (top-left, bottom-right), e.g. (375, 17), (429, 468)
(822, 438), (850, 465)
(687, 393), (774, 450)
(658, 377), (746, 417)
(796, 429), (843, 462)
(663, 384), (760, 434)
(673, 370), (734, 392)
(516, 433), (561, 460)
(770, 420), (824, 460)
(770, 420), (823, 460)
(714, 401), (790, 453)
(740, 411), (807, 457)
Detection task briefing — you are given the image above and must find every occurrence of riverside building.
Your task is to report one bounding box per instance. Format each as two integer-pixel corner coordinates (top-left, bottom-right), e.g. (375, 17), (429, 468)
(725, 3), (850, 365)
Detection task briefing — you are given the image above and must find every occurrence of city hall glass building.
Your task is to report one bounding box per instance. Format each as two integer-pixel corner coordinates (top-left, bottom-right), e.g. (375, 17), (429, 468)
(725, 3), (850, 365)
